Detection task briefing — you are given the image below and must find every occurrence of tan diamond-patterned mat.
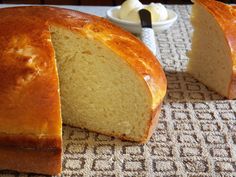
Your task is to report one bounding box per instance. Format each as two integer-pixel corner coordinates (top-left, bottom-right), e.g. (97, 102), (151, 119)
(1, 5), (236, 177)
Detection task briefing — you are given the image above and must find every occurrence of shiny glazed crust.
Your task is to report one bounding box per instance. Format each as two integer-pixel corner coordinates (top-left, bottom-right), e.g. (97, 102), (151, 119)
(0, 6), (167, 174)
(194, 0), (236, 99)
(0, 7), (62, 175)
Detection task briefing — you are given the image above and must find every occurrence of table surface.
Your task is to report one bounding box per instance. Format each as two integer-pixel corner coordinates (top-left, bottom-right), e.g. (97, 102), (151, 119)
(0, 4), (236, 177)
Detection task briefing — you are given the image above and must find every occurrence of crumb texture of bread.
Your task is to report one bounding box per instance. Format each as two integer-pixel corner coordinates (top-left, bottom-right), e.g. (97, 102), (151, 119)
(51, 26), (152, 142)
(188, 1), (232, 98)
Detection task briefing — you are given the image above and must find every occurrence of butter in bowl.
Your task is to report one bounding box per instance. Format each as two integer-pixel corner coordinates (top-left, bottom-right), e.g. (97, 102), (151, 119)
(106, 0), (178, 34)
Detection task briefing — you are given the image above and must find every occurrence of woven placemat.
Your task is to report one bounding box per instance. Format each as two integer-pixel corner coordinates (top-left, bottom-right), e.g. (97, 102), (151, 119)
(1, 5), (236, 177)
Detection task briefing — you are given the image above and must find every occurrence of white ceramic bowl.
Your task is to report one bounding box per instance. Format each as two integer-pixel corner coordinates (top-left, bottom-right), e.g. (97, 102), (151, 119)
(106, 6), (178, 34)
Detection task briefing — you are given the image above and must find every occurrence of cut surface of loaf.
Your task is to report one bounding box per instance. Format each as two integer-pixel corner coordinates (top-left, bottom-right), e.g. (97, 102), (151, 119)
(0, 6), (167, 175)
(52, 27), (154, 142)
(188, 0), (236, 99)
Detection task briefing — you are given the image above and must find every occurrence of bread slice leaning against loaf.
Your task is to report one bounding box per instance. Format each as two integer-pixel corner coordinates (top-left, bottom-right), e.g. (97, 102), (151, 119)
(0, 6), (167, 175)
(188, 0), (236, 99)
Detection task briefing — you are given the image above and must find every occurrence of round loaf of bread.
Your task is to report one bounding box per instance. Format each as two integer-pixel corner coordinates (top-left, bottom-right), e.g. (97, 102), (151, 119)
(0, 6), (167, 175)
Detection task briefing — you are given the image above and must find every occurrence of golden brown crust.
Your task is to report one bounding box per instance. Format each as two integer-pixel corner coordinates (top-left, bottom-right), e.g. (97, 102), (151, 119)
(144, 104), (162, 143)
(0, 134), (61, 149)
(229, 70), (236, 98)
(194, 0), (236, 99)
(0, 6), (62, 175)
(0, 145), (61, 175)
(0, 15), (62, 136)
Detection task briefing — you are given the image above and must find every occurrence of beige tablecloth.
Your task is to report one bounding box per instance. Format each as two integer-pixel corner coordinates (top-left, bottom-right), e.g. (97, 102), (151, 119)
(0, 4), (236, 177)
